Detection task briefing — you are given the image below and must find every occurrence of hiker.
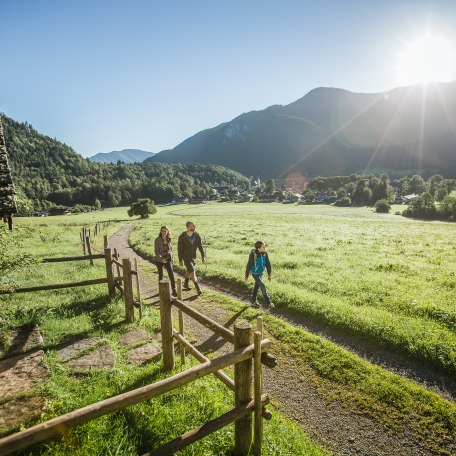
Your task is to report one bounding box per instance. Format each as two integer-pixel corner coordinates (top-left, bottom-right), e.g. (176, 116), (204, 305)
(154, 225), (177, 297)
(178, 221), (205, 295)
(245, 240), (274, 308)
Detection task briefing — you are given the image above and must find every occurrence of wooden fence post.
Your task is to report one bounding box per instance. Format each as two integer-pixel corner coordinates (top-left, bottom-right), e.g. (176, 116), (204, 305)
(123, 258), (134, 323)
(104, 248), (115, 299)
(134, 258), (142, 319)
(176, 278), (185, 365)
(85, 236), (94, 266)
(159, 279), (174, 372)
(103, 235), (108, 249)
(81, 229), (86, 255)
(253, 331), (263, 456)
(234, 321), (253, 455)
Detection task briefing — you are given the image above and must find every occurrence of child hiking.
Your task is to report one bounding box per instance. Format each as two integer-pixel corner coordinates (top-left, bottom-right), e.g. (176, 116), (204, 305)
(245, 240), (274, 308)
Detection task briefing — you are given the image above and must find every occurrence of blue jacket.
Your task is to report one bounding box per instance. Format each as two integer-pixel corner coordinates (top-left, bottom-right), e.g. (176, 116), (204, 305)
(245, 249), (272, 277)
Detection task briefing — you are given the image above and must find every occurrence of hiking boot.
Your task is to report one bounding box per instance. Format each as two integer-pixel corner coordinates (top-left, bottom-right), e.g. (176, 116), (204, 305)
(250, 300), (260, 308)
(183, 279), (191, 290)
(172, 290), (178, 298)
(267, 302), (275, 309)
(195, 283), (202, 296)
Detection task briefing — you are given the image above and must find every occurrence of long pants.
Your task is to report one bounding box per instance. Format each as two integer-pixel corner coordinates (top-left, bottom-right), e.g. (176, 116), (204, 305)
(252, 274), (271, 304)
(156, 262), (176, 292)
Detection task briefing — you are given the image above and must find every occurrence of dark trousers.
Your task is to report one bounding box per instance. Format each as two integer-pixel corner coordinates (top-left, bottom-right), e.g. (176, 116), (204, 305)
(156, 262), (176, 292)
(252, 274), (271, 304)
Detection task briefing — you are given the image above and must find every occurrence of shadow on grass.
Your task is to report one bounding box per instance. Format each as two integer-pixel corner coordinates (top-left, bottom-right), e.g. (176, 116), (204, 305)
(195, 307), (248, 354)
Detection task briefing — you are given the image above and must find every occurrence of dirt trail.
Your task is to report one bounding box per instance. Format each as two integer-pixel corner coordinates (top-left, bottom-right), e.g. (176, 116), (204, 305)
(109, 224), (454, 456)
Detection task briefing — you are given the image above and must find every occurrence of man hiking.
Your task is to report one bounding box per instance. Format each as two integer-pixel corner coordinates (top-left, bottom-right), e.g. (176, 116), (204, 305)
(178, 221), (205, 295)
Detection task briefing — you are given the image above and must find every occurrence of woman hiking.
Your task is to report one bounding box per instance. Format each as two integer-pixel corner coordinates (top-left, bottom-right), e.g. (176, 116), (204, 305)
(154, 225), (177, 297)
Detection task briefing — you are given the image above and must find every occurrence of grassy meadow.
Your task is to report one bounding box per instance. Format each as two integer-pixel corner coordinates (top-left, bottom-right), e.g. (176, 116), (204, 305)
(131, 203), (456, 375)
(0, 209), (327, 455)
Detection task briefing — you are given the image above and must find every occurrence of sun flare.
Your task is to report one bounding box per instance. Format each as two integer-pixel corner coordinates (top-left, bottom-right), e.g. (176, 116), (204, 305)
(396, 34), (456, 86)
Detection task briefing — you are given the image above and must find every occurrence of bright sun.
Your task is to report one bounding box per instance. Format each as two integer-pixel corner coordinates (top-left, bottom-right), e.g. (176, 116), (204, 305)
(396, 34), (456, 86)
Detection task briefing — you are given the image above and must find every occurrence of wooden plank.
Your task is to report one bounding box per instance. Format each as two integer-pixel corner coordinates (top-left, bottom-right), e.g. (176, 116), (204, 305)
(145, 395), (270, 456)
(85, 236), (93, 266)
(0, 278), (108, 294)
(159, 280), (174, 371)
(42, 254), (105, 263)
(172, 298), (234, 344)
(234, 321), (253, 454)
(0, 340), (271, 456)
(123, 258), (134, 323)
(254, 331), (263, 456)
(173, 330), (233, 390)
(105, 248), (116, 299)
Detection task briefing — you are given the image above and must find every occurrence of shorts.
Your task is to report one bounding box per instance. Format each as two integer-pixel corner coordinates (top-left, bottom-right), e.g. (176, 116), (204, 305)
(183, 258), (196, 273)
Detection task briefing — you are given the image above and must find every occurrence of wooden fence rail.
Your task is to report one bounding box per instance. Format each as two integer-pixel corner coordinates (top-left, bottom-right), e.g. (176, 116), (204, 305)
(158, 278), (276, 454)
(0, 338), (271, 456)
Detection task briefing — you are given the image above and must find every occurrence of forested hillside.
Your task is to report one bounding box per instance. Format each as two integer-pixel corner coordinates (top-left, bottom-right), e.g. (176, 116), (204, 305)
(2, 115), (249, 213)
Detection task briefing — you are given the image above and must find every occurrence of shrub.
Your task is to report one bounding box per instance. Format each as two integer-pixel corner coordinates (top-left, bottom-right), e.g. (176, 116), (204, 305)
(403, 193), (437, 219)
(438, 196), (456, 221)
(375, 199), (391, 213)
(334, 197), (351, 207)
(128, 198), (157, 219)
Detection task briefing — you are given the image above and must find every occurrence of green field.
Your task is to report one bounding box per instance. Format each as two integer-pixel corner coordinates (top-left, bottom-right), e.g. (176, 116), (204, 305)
(131, 203), (456, 374)
(0, 209), (327, 455)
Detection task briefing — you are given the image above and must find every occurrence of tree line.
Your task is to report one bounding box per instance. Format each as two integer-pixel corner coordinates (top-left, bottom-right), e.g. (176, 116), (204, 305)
(2, 116), (250, 214)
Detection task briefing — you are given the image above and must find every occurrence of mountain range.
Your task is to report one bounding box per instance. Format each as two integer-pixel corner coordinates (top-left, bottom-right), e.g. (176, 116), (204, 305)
(89, 149), (155, 164)
(146, 81), (456, 179)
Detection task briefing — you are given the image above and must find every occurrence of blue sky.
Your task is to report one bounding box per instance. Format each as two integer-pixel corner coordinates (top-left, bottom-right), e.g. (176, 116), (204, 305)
(1, 0), (455, 157)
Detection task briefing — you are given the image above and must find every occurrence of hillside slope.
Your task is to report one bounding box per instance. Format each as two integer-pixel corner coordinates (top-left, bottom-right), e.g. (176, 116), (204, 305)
(147, 82), (456, 178)
(1, 115), (249, 211)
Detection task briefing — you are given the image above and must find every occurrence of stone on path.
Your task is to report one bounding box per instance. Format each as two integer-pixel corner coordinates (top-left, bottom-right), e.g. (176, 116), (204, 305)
(0, 324), (43, 359)
(120, 328), (151, 347)
(0, 397), (45, 431)
(66, 343), (115, 372)
(57, 337), (104, 360)
(127, 343), (162, 365)
(0, 350), (50, 398)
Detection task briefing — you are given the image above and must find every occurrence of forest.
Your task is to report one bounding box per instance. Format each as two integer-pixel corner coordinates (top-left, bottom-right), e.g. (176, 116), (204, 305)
(2, 116), (250, 214)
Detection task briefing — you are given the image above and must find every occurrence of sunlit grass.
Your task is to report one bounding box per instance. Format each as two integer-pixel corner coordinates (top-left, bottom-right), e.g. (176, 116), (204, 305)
(131, 203), (456, 374)
(0, 211), (326, 455)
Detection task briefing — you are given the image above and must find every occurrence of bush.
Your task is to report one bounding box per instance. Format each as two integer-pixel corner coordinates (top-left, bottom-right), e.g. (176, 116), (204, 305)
(334, 197), (351, 207)
(438, 196), (456, 221)
(403, 193), (437, 219)
(128, 198), (157, 219)
(375, 199), (391, 213)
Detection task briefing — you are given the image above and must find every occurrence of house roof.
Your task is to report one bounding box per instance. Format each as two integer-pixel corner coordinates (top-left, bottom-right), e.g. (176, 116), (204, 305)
(0, 117), (17, 215)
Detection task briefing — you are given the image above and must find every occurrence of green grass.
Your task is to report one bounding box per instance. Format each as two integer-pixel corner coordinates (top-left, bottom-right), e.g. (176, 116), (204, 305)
(0, 210), (327, 455)
(131, 203), (456, 374)
(193, 290), (456, 455)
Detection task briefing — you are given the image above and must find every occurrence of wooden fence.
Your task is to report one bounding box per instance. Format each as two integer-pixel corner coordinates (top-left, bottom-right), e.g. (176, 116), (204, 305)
(157, 278), (276, 454)
(0, 279), (274, 455)
(0, 234), (142, 323)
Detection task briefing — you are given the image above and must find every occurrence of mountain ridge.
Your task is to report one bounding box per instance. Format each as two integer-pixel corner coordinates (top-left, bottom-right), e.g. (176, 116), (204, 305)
(89, 149), (155, 164)
(146, 82), (456, 178)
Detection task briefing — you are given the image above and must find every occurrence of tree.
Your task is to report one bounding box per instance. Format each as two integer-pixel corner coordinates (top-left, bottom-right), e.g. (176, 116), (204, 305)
(264, 179), (276, 194)
(408, 175), (426, 194)
(128, 198), (157, 219)
(374, 199), (391, 213)
(403, 193), (436, 219)
(438, 196), (456, 221)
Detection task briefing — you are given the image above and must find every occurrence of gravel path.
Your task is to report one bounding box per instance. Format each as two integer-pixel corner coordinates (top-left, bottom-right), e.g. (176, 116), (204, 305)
(109, 223), (454, 456)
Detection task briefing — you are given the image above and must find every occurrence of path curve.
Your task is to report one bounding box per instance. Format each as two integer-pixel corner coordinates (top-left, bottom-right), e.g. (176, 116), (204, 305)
(109, 223), (453, 456)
